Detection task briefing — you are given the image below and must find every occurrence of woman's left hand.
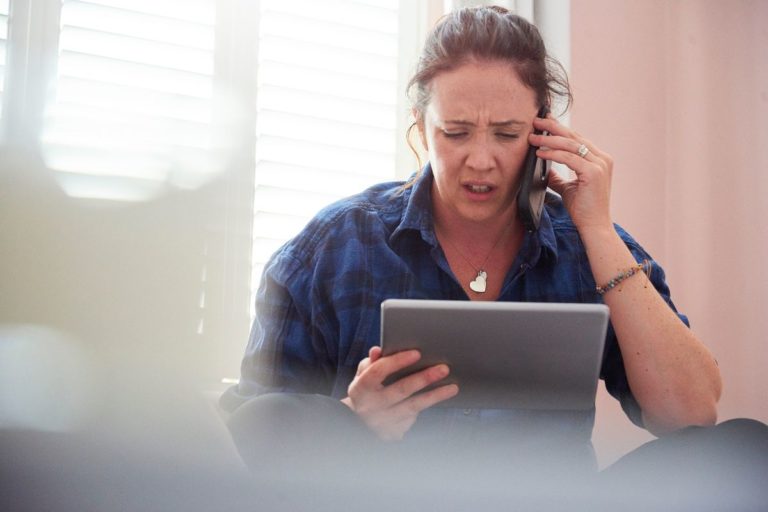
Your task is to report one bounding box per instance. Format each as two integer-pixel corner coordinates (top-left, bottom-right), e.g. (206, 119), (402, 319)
(528, 116), (614, 234)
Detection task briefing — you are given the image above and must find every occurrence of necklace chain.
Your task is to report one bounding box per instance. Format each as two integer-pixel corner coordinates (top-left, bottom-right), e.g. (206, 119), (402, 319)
(437, 222), (513, 294)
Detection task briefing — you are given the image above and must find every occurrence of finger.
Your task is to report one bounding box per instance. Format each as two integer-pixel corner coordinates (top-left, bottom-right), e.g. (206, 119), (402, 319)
(529, 133), (603, 167)
(382, 363), (451, 405)
(355, 346), (385, 377)
(546, 167), (570, 196)
(533, 115), (575, 139)
(570, 137), (607, 163)
(536, 147), (598, 177)
(528, 132), (580, 154)
(355, 349), (421, 391)
(532, 118), (608, 161)
(390, 382), (460, 419)
(355, 356), (371, 377)
(368, 346), (382, 363)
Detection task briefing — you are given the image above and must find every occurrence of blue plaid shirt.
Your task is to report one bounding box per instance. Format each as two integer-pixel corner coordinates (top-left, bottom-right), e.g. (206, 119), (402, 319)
(223, 165), (688, 459)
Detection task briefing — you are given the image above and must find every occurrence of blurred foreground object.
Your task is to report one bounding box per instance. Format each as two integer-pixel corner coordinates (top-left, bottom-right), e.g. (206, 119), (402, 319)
(0, 325), (95, 432)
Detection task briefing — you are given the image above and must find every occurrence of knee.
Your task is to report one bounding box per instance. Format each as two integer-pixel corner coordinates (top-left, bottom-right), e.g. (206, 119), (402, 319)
(711, 418), (768, 439)
(225, 393), (319, 472)
(226, 393), (311, 444)
(705, 418), (768, 454)
(225, 393), (371, 473)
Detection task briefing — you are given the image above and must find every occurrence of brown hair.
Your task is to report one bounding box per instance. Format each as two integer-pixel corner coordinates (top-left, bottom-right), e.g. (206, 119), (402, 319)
(405, 6), (572, 169)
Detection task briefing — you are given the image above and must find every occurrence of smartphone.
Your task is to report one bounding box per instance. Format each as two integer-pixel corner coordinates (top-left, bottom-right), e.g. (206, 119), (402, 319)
(516, 106), (550, 232)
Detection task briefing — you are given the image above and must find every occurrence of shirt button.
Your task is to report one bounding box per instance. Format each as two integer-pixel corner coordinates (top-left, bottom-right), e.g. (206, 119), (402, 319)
(463, 408), (472, 415)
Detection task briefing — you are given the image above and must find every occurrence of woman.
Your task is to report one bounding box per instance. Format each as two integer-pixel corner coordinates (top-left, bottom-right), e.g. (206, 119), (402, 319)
(223, 6), (765, 507)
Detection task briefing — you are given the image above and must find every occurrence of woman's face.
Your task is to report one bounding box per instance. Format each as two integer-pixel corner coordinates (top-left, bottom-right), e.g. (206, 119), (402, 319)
(418, 59), (538, 226)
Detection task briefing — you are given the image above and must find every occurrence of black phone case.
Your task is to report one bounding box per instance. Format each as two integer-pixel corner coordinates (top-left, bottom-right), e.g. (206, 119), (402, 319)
(517, 107), (550, 232)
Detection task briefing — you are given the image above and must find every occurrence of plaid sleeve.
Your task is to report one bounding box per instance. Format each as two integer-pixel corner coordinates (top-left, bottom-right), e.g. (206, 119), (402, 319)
(220, 248), (335, 414)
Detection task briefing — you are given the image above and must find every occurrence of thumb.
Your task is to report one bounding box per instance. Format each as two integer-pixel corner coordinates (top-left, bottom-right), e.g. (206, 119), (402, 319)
(369, 346), (383, 363)
(546, 167), (569, 196)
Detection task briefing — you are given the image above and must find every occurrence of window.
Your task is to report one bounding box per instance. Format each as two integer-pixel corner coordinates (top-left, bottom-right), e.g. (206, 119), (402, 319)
(41, 0), (222, 202)
(1, 0), (429, 382)
(32, 0), (413, 323)
(250, 0), (403, 304)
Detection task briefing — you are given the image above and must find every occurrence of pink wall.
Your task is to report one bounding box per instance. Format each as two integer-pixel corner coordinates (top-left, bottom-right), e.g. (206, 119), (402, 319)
(571, 0), (768, 466)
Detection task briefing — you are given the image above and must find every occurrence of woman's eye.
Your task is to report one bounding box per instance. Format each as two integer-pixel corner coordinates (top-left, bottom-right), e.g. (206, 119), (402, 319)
(442, 131), (467, 139)
(497, 133), (519, 140)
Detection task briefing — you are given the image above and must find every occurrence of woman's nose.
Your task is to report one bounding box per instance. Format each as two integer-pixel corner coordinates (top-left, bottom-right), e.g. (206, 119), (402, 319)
(465, 139), (495, 171)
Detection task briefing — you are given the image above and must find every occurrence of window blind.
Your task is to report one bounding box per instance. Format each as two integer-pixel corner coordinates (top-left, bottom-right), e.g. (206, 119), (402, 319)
(0, 0), (9, 123)
(41, 0), (219, 201)
(251, 0), (401, 303)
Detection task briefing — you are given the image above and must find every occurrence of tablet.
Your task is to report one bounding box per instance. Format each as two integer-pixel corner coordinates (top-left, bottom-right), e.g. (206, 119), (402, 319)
(380, 299), (610, 410)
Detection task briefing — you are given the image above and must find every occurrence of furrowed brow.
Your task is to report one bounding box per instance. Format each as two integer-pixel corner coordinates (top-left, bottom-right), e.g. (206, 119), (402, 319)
(443, 119), (474, 126)
(490, 120), (526, 128)
(443, 119), (526, 127)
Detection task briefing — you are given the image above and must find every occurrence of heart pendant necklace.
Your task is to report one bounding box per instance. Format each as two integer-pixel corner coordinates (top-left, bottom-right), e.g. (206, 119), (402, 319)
(469, 270), (488, 293)
(438, 223), (512, 295)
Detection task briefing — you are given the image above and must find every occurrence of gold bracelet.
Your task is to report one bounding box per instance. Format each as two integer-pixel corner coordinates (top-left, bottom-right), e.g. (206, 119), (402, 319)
(596, 260), (650, 295)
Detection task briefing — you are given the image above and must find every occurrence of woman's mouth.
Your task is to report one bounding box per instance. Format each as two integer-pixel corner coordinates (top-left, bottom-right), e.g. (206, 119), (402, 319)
(468, 184), (491, 193)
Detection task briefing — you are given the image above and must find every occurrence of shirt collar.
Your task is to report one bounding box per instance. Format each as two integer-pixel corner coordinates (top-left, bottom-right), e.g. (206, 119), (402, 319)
(390, 163), (559, 265)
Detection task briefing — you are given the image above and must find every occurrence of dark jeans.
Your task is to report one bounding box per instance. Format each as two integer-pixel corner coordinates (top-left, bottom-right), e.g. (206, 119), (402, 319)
(227, 393), (768, 511)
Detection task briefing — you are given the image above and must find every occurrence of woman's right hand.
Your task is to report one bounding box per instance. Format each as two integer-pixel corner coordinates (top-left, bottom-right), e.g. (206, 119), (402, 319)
(341, 346), (459, 441)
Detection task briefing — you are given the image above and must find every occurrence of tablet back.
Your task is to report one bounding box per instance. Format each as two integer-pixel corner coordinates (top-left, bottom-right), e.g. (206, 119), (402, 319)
(380, 299), (609, 410)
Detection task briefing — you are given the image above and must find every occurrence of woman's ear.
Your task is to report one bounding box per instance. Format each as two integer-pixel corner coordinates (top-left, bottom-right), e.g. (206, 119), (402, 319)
(412, 109), (428, 150)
